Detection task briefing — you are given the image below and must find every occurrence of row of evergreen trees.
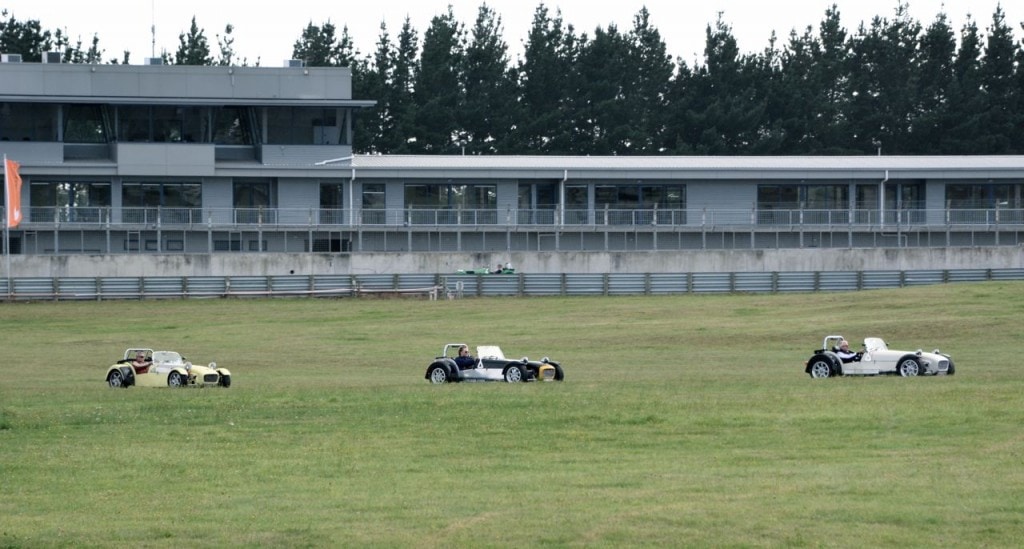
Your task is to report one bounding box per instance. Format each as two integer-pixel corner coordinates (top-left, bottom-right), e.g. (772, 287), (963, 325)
(3, 3), (1023, 156)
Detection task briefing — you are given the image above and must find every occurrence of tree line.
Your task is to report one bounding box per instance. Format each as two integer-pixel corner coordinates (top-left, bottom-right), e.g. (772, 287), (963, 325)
(2, 2), (1023, 156)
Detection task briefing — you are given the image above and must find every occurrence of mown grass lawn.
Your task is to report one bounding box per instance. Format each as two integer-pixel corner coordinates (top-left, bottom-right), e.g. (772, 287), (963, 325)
(1, 283), (1022, 547)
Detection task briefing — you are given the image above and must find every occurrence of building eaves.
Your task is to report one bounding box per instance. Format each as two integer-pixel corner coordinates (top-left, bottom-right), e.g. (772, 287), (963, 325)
(347, 154), (1024, 179)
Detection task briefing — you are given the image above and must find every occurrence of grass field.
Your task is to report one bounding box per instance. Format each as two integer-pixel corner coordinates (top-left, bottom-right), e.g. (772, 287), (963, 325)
(1, 283), (1022, 547)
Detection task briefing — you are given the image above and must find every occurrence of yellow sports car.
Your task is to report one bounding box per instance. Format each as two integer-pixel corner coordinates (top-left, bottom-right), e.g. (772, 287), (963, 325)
(105, 348), (231, 388)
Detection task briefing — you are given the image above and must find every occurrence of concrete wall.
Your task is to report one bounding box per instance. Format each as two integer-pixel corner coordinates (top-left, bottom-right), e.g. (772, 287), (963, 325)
(7, 247), (1023, 278)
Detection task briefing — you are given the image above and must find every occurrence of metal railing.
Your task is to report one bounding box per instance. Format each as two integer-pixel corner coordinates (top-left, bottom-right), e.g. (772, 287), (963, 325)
(16, 206), (1024, 229)
(2, 268), (1022, 301)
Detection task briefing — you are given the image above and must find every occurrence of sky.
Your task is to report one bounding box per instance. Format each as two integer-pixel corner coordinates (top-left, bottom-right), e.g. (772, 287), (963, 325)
(2, 0), (1022, 65)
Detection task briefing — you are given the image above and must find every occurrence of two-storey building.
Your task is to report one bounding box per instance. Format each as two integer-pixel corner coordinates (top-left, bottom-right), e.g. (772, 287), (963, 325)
(2, 58), (1023, 276)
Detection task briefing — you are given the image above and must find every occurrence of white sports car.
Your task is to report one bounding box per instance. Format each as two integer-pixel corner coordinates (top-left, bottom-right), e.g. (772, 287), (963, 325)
(805, 335), (955, 378)
(425, 343), (564, 383)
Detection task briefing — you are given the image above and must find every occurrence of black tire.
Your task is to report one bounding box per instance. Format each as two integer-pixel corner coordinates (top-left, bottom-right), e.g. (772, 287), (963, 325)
(504, 364), (525, 383)
(552, 363), (565, 381)
(897, 356), (921, 377)
(168, 371), (186, 387)
(107, 369), (128, 388)
(947, 360), (955, 376)
(807, 355), (834, 379)
(219, 374), (231, 388)
(427, 365), (449, 384)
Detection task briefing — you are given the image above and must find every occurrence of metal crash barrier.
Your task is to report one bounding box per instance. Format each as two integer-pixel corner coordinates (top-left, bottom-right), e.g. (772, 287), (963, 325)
(2, 269), (1023, 301)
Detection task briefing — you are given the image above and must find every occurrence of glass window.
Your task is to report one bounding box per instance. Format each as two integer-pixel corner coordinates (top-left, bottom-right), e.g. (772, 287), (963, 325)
(758, 185), (848, 209)
(117, 106), (152, 142)
(266, 107), (349, 145)
(362, 183), (385, 208)
(63, 104), (108, 143)
(805, 185), (847, 210)
(855, 184), (878, 210)
(362, 183), (386, 224)
(142, 106), (207, 143)
(213, 107), (256, 145)
(122, 182), (201, 224)
(565, 185), (589, 224)
(0, 102), (57, 142)
(404, 183), (496, 209)
(29, 181), (111, 222)
(757, 185), (799, 209)
(404, 182), (496, 224)
(758, 184), (848, 224)
(233, 180), (272, 208)
(320, 180), (346, 224)
(946, 184), (1015, 209)
(565, 185), (588, 208)
(233, 179), (274, 224)
(517, 182), (560, 224)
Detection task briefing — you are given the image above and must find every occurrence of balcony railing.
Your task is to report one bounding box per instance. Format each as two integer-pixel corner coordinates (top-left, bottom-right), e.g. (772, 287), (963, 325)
(15, 206), (1024, 230)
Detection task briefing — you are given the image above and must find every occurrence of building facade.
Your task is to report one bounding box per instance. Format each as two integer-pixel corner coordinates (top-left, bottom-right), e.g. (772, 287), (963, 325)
(2, 60), (1024, 274)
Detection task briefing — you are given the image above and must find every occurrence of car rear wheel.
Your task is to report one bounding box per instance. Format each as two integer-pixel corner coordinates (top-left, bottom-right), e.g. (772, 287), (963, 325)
(107, 370), (127, 388)
(427, 365), (448, 384)
(504, 364), (525, 383)
(219, 375), (231, 388)
(897, 357), (921, 377)
(808, 356), (833, 378)
(168, 371), (186, 387)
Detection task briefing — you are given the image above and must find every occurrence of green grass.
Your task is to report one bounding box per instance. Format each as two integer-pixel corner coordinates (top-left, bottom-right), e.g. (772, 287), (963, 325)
(1, 284), (1023, 547)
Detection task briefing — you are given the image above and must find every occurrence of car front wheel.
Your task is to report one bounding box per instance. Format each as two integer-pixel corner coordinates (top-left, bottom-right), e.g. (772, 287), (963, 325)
(168, 371), (186, 387)
(219, 375), (231, 388)
(808, 356), (833, 378)
(504, 364), (525, 383)
(107, 370), (127, 388)
(427, 365), (448, 384)
(947, 360), (955, 376)
(897, 357), (921, 377)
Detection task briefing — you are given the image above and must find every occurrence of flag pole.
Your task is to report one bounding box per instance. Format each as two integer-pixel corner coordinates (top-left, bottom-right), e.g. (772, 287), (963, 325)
(4, 153), (10, 299)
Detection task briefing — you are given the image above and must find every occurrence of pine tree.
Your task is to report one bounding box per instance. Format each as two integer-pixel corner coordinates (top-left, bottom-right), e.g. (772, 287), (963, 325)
(292, 21), (342, 67)
(623, 7), (674, 153)
(174, 17), (213, 65)
(516, 4), (579, 153)
(910, 12), (956, 153)
(978, 6), (1018, 153)
(846, 3), (923, 154)
(460, 4), (518, 154)
(944, 17), (987, 153)
(388, 18), (421, 154)
(412, 7), (464, 153)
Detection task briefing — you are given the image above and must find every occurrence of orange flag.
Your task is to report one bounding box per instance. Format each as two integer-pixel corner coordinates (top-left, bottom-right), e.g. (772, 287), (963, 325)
(5, 158), (22, 228)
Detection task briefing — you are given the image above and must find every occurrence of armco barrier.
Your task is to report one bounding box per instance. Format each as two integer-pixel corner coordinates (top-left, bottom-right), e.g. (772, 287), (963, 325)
(2, 269), (1023, 301)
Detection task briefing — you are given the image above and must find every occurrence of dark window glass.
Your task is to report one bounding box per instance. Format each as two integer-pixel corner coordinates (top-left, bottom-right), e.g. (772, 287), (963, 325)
(122, 182), (201, 224)
(64, 104), (108, 143)
(0, 102), (57, 141)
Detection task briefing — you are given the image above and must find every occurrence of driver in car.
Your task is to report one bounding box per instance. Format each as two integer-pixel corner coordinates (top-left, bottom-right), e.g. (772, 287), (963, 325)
(454, 345), (477, 370)
(835, 340), (862, 363)
(131, 352), (151, 373)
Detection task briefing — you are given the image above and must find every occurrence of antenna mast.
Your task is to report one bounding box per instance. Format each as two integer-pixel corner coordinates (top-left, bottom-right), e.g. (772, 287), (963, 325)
(150, 0), (156, 57)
